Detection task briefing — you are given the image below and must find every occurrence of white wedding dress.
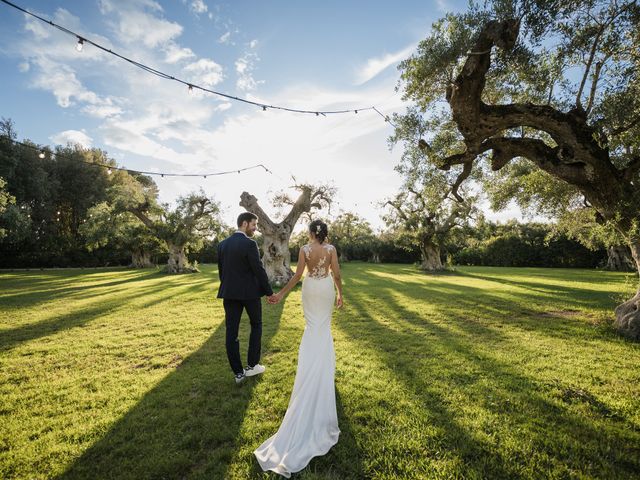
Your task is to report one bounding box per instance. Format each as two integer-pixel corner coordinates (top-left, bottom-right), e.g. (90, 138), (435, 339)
(254, 243), (340, 478)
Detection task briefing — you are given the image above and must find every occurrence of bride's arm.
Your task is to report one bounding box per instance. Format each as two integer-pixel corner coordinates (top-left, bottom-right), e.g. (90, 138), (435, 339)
(330, 246), (343, 308)
(274, 248), (306, 301)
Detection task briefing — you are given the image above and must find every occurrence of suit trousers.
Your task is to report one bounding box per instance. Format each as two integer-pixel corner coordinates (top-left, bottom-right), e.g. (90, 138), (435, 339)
(223, 298), (262, 375)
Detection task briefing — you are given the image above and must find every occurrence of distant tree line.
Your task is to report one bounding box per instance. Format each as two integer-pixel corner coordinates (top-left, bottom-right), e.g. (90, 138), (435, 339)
(0, 118), (614, 271)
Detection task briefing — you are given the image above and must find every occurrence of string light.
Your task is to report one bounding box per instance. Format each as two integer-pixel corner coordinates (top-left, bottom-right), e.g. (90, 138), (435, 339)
(0, 0), (382, 119)
(188, 84), (193, 94)
(3, 136), (274, 179)
(372, 106), (398, 128)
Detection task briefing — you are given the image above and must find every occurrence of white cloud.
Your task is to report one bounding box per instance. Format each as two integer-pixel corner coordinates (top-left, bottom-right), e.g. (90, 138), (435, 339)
(18, 62), (29, 72)
(31, 58), (103, 108)
(235, 52), (263, 92)
(164, 43), (196, 63)
(82, 104), (124, 118)
(99, 0), (162, 15)
(249, 39), (258, 49)
(24, 15), (50, 39)
(185, 58), (224, 87)
(101, 1), (182, 48)
(355, 43), (416, 85)
(215, 102), (232, 112)
(218, 31), (231, 44)
(190, 0), (208, 14)
(50, 129), (93, 148)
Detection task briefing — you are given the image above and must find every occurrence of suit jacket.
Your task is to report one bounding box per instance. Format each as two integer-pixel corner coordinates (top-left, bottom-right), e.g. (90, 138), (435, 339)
(216, 232), (273, 300)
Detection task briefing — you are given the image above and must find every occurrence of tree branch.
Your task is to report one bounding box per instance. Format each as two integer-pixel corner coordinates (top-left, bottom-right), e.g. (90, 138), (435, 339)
(576, 25), (606, 111)
(610, 116), (640, 136)
(585, 59), (605, 115)
(448, 161), (473, 202)
(129, 208), (155, 231)
(385, 200), (409, 222)
(239, 191), (276, 231)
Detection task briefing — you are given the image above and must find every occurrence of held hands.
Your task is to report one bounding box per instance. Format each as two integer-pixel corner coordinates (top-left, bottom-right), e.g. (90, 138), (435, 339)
(267, 293), (282, 305)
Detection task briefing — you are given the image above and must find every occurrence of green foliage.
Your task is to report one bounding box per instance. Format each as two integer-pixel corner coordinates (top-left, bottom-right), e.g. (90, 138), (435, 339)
(0, 120), (126, 267)
(327, 212), (376, 261)
(79, 202), (164, 262)
(0, 176), (15, 239)
(453, 221), (606, 268)
(382, 165), (477, 257)
(157, 191), (224, 252)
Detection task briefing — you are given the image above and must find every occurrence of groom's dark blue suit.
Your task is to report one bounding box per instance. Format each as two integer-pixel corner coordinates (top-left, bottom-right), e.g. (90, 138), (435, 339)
(217, 232), (273, 375)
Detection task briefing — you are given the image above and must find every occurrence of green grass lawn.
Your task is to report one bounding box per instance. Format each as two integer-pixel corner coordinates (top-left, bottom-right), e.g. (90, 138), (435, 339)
(1, 264), (639, 479)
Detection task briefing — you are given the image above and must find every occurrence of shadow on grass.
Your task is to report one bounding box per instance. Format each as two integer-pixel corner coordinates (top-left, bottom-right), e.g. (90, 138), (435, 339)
(335, 280), (640, 478)
(57, 298), (285, 480)
(0, 268), (204, 309)
(0, 273), (213, 352)
(356, 267), (625, 342)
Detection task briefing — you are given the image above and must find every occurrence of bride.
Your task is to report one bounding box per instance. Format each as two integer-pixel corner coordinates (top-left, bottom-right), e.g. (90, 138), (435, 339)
(254, 219), (344, 478)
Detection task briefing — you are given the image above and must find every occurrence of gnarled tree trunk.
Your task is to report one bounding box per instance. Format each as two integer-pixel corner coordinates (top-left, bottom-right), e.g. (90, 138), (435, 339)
(240, 187), (331, 286)
(130, 250), (154, 268)
(166, 242), (196, 274)
(614, 240), (640, 340)
(605, 245), (635, 271)
(420, 237), (443, 271)
(262, 222), (293, 286)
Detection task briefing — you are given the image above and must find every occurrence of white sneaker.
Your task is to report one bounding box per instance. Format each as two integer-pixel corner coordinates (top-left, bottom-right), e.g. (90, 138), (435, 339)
(234, 372), (246, 385)
(244, 364), (266, 377)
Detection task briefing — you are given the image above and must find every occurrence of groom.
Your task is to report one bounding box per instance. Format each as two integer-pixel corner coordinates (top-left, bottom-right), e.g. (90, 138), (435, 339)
(217, 212), (276, 384)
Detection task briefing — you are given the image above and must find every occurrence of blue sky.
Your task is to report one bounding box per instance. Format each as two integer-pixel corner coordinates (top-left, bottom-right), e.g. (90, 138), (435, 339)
(0, 0), (526, 229)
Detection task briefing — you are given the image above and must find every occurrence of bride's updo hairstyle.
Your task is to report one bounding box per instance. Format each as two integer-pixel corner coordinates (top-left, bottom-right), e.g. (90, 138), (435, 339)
(309, 219), (328, 243)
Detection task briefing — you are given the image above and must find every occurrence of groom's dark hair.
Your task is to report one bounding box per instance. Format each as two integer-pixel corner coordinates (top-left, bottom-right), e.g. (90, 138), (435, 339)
(237, 212), (258, 227)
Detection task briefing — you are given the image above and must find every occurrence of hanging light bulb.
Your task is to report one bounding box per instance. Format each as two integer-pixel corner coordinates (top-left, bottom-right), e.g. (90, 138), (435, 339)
(188, 84), (193, 94)
(38, 151), (45, 159)
(354, 110), (358, 114)
(262, 106), (267, 111)
(76, 37), (84, 52)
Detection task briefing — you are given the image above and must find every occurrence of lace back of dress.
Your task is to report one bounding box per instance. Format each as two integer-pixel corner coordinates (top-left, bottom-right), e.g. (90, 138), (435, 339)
(303, 243), (334, 279)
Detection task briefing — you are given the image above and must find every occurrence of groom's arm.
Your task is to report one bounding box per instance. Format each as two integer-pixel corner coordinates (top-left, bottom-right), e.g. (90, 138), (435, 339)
(247, 240), (273, 297)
